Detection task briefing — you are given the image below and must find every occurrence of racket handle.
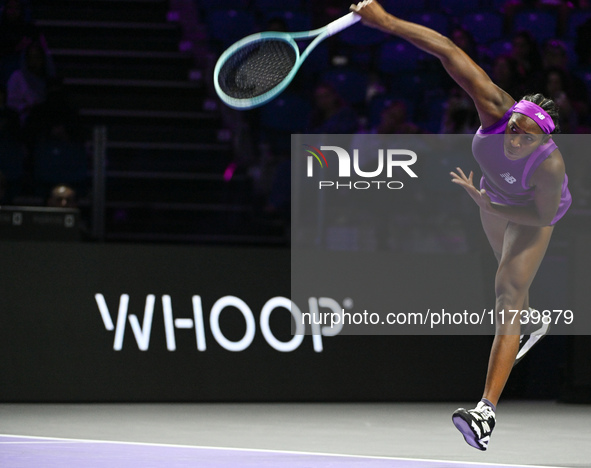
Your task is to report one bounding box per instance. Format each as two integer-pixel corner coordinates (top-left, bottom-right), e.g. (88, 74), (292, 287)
(325, 12), (361, 37)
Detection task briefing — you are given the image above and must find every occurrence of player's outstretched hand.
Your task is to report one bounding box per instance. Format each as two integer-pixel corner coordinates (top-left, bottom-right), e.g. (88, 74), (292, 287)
(450, 167), (493, 212)
(350, 0), (392, 32)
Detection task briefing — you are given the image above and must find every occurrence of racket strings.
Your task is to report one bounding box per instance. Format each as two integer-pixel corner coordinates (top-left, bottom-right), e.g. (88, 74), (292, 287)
(218, 40), (297, 99)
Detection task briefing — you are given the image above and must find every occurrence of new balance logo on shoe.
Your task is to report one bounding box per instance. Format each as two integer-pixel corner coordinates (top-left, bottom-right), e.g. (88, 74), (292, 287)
(471, 421), (481, 438)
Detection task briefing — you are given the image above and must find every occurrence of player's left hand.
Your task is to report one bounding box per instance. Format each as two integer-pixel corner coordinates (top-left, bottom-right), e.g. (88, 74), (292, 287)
(450, 167), (493, 211)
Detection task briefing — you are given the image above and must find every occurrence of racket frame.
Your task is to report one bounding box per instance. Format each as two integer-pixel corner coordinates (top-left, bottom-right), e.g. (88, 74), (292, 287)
(214, 12), (360, 110)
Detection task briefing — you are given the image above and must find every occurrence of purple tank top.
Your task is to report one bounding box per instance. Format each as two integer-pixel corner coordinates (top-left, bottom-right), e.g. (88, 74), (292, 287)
(472, 103), (572, 225)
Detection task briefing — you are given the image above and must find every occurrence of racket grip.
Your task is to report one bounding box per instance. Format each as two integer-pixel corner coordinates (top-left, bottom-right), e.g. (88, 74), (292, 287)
(325, 12), (361, 37)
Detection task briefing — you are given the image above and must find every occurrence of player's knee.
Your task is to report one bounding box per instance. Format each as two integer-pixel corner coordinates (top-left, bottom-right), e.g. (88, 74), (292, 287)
(494, 268), (528, 300)
(494, 277), (528, 332)
(494, 279), (528, 311)
(495, 284), (525, 305)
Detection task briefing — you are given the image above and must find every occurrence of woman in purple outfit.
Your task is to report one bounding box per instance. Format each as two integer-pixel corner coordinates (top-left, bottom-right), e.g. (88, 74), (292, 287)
(351, 0), (572, 451)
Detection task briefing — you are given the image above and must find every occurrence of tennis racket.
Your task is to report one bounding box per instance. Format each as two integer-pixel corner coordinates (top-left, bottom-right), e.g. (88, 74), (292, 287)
(213, 11), (361, 110)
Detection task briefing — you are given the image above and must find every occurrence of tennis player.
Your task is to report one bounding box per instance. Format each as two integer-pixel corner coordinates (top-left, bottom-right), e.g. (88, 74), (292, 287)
(350, 0), (572, 451)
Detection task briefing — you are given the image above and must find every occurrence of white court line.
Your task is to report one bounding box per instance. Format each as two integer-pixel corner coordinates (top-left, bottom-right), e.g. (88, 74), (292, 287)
(0, 441), (87, 444)
(0, 434), (570, 468)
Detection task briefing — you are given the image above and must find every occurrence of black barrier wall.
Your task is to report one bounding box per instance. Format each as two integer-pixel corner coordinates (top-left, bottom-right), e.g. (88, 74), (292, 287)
(0, 241), (500, 402)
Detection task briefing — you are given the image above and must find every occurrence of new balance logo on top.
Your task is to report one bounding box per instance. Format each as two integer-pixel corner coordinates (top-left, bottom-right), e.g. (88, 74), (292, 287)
(535, 112), (545, 120)
(500, 172), (517, 184)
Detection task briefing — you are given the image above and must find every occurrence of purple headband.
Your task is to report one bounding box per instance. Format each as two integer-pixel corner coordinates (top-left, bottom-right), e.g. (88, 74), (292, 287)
(513, 100), (555, 134)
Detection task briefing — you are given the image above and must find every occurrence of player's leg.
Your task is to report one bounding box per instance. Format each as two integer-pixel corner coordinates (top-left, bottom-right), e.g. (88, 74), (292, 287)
(451, 210), (506, 450)
(452, 209), (506, 450)
(479, 210), (536, 306)
(453, 214), (553, 450)
(480, 209), (539, 358)
(482, 221), (554, 405)
(479, 208), (506, 262)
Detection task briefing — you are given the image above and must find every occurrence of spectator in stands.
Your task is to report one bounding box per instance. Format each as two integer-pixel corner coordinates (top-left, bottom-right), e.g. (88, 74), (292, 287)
(376, 99), (424, 134)
(491, 55), (526, 102)
(502, 0), (572, 36)
(6, 40), (54, 125)
(0, 0), (44, 85)
(541, 39), (589, 121)
(438, 27), (491, 92)
(307, 82), (358, 134)
(542, 39), (569, 70)
(440, 87), (480, 134)
(47, 184), (77, 208)
(451, 27), (478, 61)
(541, 66), (579, 133)
(510, 30), (542, 88)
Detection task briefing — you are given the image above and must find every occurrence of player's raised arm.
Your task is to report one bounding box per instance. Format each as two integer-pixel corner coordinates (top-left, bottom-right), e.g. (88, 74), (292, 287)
(350, 0), (515, 128)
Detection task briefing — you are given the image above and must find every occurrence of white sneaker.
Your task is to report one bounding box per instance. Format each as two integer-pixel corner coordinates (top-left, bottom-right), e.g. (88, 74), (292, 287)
(514, 307), (551, 367)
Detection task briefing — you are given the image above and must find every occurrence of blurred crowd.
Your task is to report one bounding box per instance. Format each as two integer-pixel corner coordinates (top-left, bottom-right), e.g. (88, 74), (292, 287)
(2, 0), (591, 248)
(0, 0), (85, 208)
(199, 0), (591, 248)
